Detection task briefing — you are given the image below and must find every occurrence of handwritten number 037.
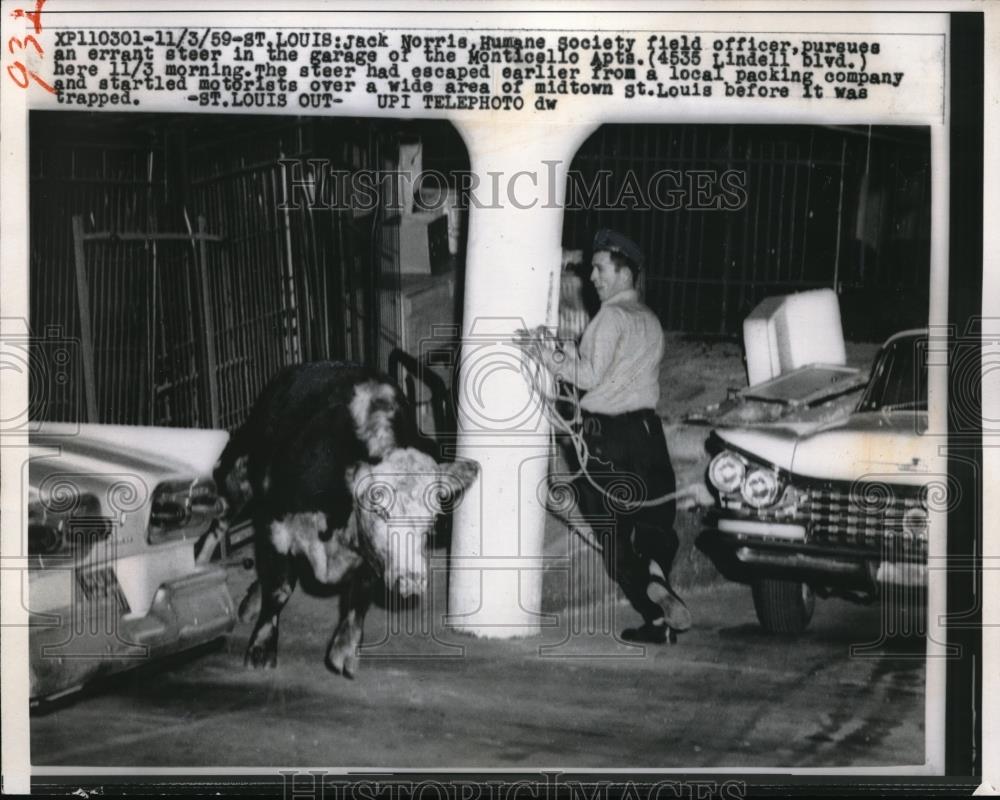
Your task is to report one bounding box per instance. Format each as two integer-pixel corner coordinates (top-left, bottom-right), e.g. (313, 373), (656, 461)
(7, 0), (56, 94)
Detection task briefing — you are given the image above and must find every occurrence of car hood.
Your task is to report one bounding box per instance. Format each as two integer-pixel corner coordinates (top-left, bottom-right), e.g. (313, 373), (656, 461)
(715, 411), (935, 484)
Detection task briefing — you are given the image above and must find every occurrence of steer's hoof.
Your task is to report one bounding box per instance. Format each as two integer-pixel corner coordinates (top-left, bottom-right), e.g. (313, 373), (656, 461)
(326, 648), (350, 677)
(326, 645), (360, 679)
(245, 644), (277, 669)
(342, 654), (360, 679)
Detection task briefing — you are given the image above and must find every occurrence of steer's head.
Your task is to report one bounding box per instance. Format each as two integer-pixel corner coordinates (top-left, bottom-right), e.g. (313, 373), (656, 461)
(348, 448), (479, 598)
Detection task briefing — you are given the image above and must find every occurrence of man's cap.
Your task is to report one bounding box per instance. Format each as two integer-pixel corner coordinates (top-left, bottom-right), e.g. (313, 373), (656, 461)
(593, 229), (644, 270)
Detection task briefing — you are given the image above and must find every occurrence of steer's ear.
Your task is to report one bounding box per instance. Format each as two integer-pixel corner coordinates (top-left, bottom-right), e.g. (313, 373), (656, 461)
(440, 458), (480, 493)
(344, 463), (358, 488)
(344, 462), (368, 494)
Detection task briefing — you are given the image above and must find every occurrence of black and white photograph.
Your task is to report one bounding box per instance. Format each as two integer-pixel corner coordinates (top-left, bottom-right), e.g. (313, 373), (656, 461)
(0, 3), (990, 796)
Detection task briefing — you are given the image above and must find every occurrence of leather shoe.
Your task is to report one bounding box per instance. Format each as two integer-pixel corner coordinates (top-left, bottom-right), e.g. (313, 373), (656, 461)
(621, 621), (668, 644)
(647, 576), (692, 632)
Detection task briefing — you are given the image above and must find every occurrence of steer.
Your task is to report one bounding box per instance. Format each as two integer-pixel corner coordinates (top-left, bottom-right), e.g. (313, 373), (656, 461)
(214, 361), (478, 677)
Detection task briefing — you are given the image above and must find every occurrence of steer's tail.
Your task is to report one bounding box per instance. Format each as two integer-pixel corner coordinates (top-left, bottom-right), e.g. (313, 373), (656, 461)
(210, 422), (260, 545)
(196, 425), (257, 564)
(214, 420), (250, 488)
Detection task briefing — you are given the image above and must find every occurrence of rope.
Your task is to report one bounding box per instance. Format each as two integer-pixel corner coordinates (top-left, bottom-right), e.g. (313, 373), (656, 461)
(517, 339), (701, 512)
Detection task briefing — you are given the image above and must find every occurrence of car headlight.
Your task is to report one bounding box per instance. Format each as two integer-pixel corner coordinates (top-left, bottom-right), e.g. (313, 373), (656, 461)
(709, 451), (746, 494)
(741, 468), (782, 508)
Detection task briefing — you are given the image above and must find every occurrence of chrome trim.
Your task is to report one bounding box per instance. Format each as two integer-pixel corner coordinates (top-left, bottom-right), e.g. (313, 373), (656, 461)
(876, 561), (927, 588)
(735, 547), (865, 575)
(717, 518), (806, 540)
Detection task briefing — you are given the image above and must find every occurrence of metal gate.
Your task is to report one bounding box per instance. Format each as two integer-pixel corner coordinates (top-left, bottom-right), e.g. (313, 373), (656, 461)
(71, 215), (238, 427)
(32, 116), (458, 429)
(184, 119), (403, 429)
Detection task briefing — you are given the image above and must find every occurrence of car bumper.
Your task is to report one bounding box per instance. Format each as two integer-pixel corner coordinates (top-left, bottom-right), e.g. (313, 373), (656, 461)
(703, 522), (927, 590)
(30, 566), (236, 702)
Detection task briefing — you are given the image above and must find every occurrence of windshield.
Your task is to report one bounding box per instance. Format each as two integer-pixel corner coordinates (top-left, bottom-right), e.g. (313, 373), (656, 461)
(856, 334), (928, 413)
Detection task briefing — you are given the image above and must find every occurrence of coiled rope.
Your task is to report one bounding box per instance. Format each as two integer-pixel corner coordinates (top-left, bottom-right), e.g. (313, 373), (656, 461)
(517, 334), (701, 513)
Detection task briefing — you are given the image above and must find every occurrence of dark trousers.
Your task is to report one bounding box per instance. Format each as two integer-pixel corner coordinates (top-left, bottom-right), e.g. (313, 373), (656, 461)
(573, 408), (680, 624)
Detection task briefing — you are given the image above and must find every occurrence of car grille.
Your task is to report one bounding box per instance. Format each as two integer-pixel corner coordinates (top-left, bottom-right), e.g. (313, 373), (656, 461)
(718, 479), (928, 561)
(801, 484), (927, 560)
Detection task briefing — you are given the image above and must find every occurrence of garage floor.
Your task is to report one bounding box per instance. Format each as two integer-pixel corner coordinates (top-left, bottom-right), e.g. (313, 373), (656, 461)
(31, 557), (927, 771)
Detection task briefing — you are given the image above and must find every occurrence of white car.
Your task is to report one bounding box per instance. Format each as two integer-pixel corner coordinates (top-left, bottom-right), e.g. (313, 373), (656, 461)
(28, 424), (236, 702)
(703, 330), (932, 634)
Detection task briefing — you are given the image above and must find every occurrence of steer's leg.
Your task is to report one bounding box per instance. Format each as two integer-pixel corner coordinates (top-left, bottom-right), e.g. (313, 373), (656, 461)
(326, 570), (375, 679)
(238, 578), (261, 623)
(246, 518), (298, 669)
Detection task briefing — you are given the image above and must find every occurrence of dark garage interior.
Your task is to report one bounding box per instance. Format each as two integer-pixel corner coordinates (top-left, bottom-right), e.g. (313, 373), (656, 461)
(562, 124), (930, 339)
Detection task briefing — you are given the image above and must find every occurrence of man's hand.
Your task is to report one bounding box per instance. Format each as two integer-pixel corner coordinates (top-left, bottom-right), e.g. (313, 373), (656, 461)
(513, 326), (550, 357)
(512, 327), (535, 346)
(514, 326), (558, 348)
(515, 327), (567, 383)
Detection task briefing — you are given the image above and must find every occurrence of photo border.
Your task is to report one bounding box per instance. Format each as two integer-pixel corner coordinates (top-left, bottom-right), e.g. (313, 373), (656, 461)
(0, 2), (991, 796)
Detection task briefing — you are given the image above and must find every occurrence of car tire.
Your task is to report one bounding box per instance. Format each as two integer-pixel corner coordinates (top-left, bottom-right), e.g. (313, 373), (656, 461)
(752, 579), (815, 634)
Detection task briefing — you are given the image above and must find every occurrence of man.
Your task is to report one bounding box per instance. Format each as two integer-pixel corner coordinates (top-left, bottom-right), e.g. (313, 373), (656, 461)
(521, 229), (691, 643)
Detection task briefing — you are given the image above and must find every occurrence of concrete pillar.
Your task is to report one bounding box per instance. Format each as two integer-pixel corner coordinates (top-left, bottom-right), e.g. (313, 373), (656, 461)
(447, 121), (595, 638)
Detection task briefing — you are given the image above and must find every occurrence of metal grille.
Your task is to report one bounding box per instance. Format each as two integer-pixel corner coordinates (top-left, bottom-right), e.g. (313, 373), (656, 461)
(30, 114), (409, 430)
(186, 118), (403, 428)
(186, 119), (336, 428)
(79, 233), (206, 425)
(29, 123), (164, 422)
(562, 124), (931, 338)
(70, 222), (227, 427)
(803, 485), (927, 561)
